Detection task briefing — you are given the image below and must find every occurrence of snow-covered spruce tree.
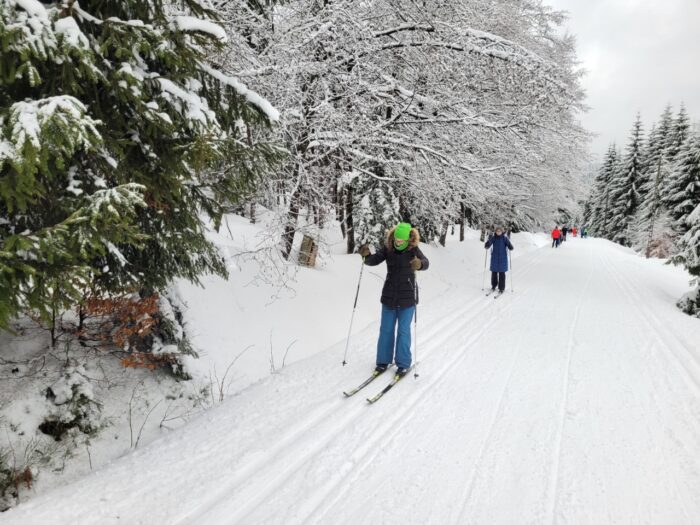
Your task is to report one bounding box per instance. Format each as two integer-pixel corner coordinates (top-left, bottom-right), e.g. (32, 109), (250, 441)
(667, 103), (691, 163)
(351, 168), (400, 249)
(672, 202), (700, 316)
(0, 3), (149, 329)
(634, 106), (676, 256)
(666, 134), (700, 240)
(586, 144), (618, 239)
(216, 0), (588, 254)
(608, 116), (645, 246)
(0, 1), (279, 329)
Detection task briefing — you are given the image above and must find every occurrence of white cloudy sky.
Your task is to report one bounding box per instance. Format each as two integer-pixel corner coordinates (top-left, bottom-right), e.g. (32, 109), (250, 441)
(546, 0), (700, 159)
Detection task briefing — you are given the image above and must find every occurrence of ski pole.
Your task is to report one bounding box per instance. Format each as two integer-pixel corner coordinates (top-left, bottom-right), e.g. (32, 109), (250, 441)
(481, 246), (488, 290)
(413, 274), (419, 379)
(342, 257), (366, 366)
(509, 249), (514, 293)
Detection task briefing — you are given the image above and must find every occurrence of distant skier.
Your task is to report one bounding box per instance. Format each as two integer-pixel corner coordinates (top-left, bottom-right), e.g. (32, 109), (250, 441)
(561, 225), (569, 242)
(581, 226), (589, 239)
(484, 226), (514, 294)
(551, 226), (562, 248)
(572, 226), (578, 237)
(359, 222), (429, 377)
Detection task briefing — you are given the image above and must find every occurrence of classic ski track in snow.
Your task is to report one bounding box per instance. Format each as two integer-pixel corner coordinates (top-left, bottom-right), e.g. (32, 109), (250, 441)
(454, 284), (546, 524)
(594, 249), (698, 522)
(4, 240), (700, 525)
(545, 244), (595, 525)
(601, 250), (700, 394)
(186, 250), (549, 525)
(295, 250), (551, 525)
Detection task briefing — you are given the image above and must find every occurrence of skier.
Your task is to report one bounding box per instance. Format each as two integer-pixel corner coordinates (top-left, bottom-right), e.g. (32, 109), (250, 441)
(551, 226), (562, 248)
(359, 222), (429, 378)
(582, 226), (589, 238)
(561, 225), (569, 242)
(484, 226), (514, 294)
(572, 226), (578, 237)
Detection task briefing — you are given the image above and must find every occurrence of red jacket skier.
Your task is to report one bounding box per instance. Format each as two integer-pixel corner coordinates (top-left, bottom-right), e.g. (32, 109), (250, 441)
(551, 226), (561, 248)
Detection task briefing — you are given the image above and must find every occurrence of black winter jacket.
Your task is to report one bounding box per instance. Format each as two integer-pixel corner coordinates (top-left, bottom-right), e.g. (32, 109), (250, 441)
(364, 227), (429, 308)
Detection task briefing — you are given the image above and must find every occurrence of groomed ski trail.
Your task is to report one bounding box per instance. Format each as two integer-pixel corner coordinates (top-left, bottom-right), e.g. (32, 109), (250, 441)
(4, 239), (700, 525)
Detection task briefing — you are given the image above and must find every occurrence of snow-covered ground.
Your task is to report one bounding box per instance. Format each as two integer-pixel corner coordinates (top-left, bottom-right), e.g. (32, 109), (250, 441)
(5, 232), (700, 524)
(172, 213), (547, 393)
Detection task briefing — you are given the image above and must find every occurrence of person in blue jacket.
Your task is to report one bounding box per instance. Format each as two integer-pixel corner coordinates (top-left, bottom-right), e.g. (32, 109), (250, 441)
(484, 226), (514, 294)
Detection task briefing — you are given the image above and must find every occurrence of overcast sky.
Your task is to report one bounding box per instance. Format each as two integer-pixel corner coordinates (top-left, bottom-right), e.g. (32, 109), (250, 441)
(545, 0), (700, 160)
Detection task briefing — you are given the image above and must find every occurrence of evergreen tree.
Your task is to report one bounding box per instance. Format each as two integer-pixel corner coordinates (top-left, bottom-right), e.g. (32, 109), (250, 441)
(636, 123), (657, 208)
(634, 106), (677, 256)
(667, 103), (691, 162)
(353, 174), (400, 249)
(665, 134), (700, 239)
(0, 1), (279, 329)
(671, 202), (700, 317)
(587, 144), (618, 239)
(609, 116), (645, 246)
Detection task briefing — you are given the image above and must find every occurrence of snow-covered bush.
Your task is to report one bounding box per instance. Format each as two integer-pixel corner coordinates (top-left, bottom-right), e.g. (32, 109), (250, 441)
(39, 364), (102, 441)
(0, 451), (33, 512)
(676, 288), (700, 318)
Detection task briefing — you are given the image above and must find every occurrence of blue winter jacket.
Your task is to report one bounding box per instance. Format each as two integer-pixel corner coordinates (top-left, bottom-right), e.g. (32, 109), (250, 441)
(484, 234), (514, 272)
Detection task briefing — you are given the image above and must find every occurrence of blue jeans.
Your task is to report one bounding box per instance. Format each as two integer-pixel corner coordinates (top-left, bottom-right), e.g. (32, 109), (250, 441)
(376, 305), (415, 369)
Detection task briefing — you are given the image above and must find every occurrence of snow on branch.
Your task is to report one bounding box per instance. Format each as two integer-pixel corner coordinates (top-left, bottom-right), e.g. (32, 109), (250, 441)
(373, 24), (435, 38)
(199, 63), (280, 122)
(10, 0), (47, 18)
(156, 78), (217, 126)
(55, 16), (89, 49)
(172, 16), (227, 42)
(6, 96), (101, 168)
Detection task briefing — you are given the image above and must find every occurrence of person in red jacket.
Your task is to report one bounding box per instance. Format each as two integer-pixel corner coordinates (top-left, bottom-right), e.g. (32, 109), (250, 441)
(572, 226), (578, 237)
(551, 226), (561, 248)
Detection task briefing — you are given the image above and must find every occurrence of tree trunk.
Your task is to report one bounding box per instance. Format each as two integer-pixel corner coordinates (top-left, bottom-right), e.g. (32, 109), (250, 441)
(459, 202), (466, 242)
(338, 183), (346, 239)
(281, 186), (301, 260)
(438, 222), (448, 247)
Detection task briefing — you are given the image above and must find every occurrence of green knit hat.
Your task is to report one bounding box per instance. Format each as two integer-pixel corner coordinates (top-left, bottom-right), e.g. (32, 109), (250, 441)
(394, 222), (411, 251)
(394, 222), (411, 240)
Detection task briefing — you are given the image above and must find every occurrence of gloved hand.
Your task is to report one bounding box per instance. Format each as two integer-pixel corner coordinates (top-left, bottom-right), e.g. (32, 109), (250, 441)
(359, 244), (371, 257)
(410, 256), (422, 271)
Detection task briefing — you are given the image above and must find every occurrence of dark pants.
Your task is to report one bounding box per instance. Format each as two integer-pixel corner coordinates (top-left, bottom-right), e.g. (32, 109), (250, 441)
(491, 271), (506, 291)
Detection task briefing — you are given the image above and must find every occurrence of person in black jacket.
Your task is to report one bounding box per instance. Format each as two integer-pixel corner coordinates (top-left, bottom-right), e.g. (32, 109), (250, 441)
(359, 222), (429, 377)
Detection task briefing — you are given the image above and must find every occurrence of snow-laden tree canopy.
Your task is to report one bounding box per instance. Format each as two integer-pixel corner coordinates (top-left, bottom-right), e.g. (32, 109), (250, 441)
(215, 0), (590, 251)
